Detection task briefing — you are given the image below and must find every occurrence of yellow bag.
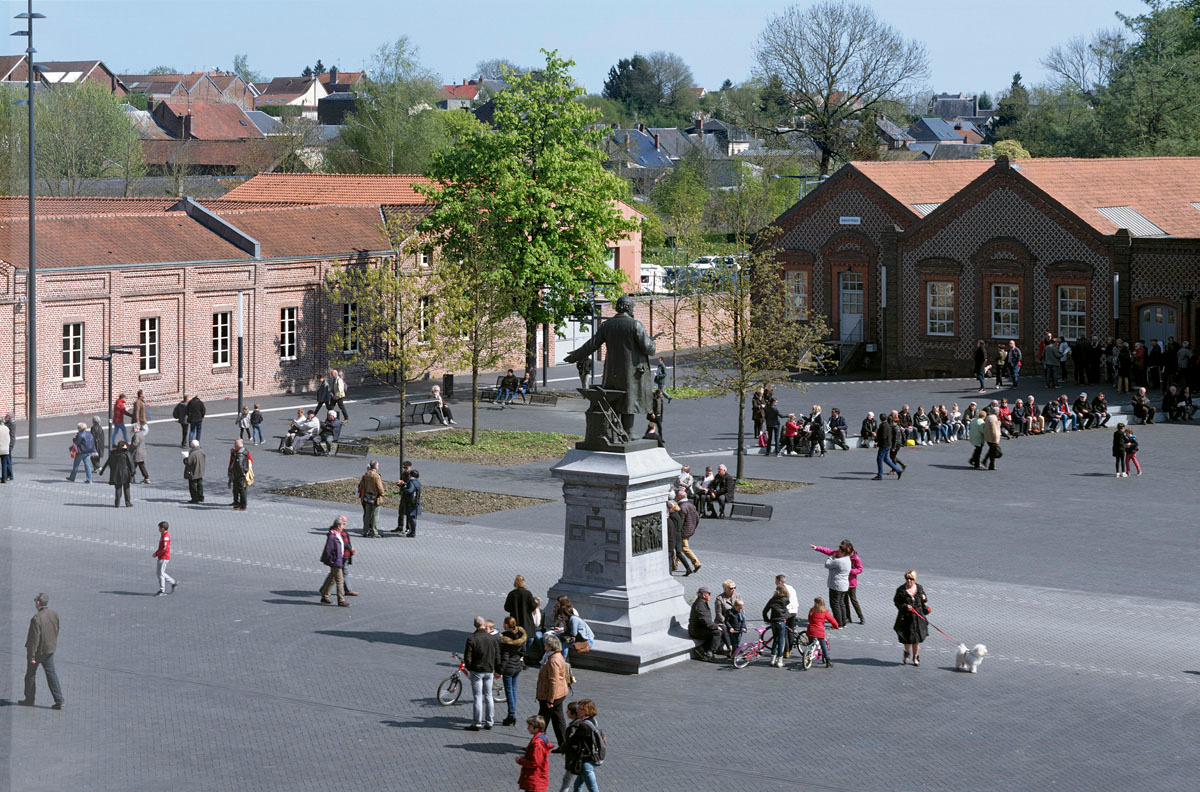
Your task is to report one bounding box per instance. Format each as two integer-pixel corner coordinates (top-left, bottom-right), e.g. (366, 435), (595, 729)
(906, 439), (916, 446)
(244, 461), (255, 486)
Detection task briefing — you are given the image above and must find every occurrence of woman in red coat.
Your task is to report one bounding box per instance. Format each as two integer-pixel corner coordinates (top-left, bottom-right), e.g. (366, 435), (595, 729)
(806, 596), (840, 668)
(516, 715), (552, 792)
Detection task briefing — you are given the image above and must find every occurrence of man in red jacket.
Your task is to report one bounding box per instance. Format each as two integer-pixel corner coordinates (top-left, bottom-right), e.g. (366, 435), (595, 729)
(153, 521), (177, 597)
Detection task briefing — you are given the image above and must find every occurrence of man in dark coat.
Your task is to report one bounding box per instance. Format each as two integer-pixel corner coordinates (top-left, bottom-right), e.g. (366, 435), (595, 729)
(504, 576), (539, 660)
(19, 593), (63, 709)
(183, 440), (206, 504)
(99, 441), (135, 507)
(563, 295), (656, 437)
(314, 375), (332, 417)
(391, 461), (413, 533)
(129, 425), (150, 484)
(873, 415), (902, 479)
(710, 464), (735, 518)
(463, 616), (499, 729)
(173, 395), (189, 447)
(186, 395), (206, 444)
(688, 587), (722, 659)
(228, 440), (251, 510)
(763, 398), (781, 455)
(318, 524), (348, 606)
(402, 470), (422, 537)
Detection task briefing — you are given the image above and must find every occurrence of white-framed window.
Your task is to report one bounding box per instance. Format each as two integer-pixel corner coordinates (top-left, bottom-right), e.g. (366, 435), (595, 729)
(926, 281), (954, 336)
(139, 317), (159, 374)
(62, 322), (83, 382)
(418, 296), (432, 344)
(785, 270), (809, 320)
(279, 307), (297, 361)
(212, 311), (231, 367)
(1058, 285), (1087, 341)
(990, 284), (1019, 339)
(418, 247), (432, 268)
(342, 302), (359, 354)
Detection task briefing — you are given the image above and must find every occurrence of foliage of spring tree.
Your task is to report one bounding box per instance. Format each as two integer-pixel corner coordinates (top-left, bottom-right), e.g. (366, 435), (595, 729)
(475, 58), (527, 79)
(423, 50), (638, 375)
(973, 139), (1033, 160)
(687, 231), (831, 479)
(418, 131), (524, 444)
(0, 81), (145, 196)
(754, 1), (929, 174)
(146, 65), (178, 75)
(232, 54), (262, 87)
(602, 51), (699, 125)
(989, 73), (1030, 140)
(326, 37), (471, 174)
(324, 214), (449, 469)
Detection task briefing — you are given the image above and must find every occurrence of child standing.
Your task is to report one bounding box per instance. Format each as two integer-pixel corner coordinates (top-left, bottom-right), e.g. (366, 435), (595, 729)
(1112, 422), (1128, 477)
(237, 406), (252, 440)
(516, 715), (552, 792)
(725, 599), (746, 654)
(250, 404), (264, 445)
(1124, 427), (1142, 476)
(807, 596), (840, 668)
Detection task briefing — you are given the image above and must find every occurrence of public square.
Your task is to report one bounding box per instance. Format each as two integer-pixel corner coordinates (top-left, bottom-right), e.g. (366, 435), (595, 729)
(3, 371), (1198, 792)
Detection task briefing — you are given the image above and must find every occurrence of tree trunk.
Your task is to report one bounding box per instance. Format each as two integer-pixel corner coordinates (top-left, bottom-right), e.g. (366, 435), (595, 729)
(735, 388), (746, 481)
(470, 348), (480, 446)
(397, 376), (406, 477)
(819, 147), (832, 177)
(524, 315), (538, 378)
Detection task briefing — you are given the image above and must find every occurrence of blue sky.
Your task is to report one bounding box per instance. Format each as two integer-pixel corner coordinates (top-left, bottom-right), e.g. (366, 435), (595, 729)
(11, 0), (1148, 96)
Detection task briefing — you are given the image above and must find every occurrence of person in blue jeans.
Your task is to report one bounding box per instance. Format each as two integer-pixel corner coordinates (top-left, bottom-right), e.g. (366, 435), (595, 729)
(1007, 340), (1023, 387)
(762, 584), (790, 667)
(67, 423), (95, 483)
(495, 369), (519, 407)
(872, 415), (903, 480)
(725, 599), (746, 654)
(250, 404), (264, 445)
(498, 617), (526, 726)
(565, 700), (604, 792)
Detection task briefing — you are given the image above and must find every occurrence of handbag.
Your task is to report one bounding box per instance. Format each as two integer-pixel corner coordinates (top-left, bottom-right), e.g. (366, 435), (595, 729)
(69, 444), (78, 459)
(757, 432), (767, 448)
(244, 463), (255, 486)
(362, 491), (378, 505)
(573, 638), (591, 653)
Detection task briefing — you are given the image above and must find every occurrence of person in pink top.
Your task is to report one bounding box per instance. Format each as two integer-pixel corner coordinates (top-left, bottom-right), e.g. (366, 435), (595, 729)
(806, 597), (840, 668)
(811, 540), (864, 625)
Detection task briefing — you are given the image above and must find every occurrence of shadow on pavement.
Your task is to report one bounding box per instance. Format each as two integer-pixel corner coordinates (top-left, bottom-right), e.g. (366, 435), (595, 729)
(446, 742), (523, 755)
(263, 598), (327, 607)
(64, 502), (120, 508)
(380, 714), (465, 730)
(99, 590), (156, 597)
(835, 657), (900, 668)
(316, 628), (463, 653)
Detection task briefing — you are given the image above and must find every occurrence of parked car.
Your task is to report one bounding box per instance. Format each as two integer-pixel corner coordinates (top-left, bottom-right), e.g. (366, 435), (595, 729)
(640, 264), (668, 293)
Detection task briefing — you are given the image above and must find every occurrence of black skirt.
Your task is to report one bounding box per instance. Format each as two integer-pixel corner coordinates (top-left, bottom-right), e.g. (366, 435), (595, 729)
(893, 585), (929, 644)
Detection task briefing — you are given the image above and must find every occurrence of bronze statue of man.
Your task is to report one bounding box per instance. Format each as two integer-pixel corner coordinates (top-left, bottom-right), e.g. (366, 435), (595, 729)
(565, 295), (656, 437)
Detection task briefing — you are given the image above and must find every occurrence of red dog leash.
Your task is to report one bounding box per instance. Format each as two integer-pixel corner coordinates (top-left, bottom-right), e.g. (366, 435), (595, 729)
(908, 605), (960, 645)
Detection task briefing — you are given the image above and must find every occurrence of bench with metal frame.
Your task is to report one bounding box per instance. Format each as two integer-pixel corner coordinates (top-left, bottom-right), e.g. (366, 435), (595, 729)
(333, 438), (370, 458)
(727, 501), (774, 520)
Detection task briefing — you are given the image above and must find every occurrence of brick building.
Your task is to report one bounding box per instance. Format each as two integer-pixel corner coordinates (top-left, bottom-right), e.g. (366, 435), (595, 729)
(0, 178), (721, 420)
(767, 157), (1200, 377)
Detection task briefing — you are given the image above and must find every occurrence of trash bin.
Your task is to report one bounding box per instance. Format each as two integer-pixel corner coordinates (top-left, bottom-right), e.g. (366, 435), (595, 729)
(442, 372), (454, 400)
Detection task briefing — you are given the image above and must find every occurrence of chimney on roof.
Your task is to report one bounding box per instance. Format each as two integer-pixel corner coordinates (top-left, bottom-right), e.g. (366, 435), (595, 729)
(624, 133), (631, 152)
(462, 78), (469, 86)
(329, 66), (338, 84)
(637, 122), (645, 133)
(653, 132), (660, 151)
(182, 111), (192, 140)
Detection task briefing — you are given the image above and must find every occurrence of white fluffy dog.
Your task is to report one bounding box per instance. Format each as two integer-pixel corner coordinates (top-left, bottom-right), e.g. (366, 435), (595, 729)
(955, 643), (988, 673)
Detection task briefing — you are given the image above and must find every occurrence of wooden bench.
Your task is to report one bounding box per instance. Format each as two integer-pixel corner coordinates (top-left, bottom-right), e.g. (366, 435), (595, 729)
(727, 501), (774, 521)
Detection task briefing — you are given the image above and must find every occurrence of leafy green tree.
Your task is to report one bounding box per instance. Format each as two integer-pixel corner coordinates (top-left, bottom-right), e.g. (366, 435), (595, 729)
(475, 58), (527, 80)
(232, 54), (262, 87)
(602, 55), (659, 116)
(977, 91), (993, 110)
(989, 73), (1030, 140)
(32, 81), (145, 196)
(755, 1), (929, 174)
(973, 139), (1033, 159)
(146, 65), (178, 75)
(650, 149), (711, 246)
(313, 60), (326, 76)
(423, 50), (639, 375)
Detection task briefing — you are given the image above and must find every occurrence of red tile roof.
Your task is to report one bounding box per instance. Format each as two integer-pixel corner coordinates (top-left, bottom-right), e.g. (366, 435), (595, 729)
(160, 101), (264, 140)
(222, 173), (432, 205)
(851, 157), (1200, 236)
(440, 82), (479, 100)
(142, 139), (279, 171)
(0, 196), (179, 218)
(319, 71), (363, 86)
(211, 205), (388, 257)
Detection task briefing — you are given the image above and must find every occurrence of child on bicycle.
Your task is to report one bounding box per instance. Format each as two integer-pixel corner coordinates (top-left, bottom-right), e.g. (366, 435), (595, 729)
(807, 596), (840, 668)
(516, 715), (552, 792)
(725, 599), (747, 654)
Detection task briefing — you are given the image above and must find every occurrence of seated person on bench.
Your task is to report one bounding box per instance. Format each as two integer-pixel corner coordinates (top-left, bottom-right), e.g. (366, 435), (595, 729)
(495, 369), (519, 406)
(283, 411), (320, 454)
(430, 385), (456, 426)
(316, 411), (342, 455)
(515, 371), (534, 402)
(709, 464), (736, 518)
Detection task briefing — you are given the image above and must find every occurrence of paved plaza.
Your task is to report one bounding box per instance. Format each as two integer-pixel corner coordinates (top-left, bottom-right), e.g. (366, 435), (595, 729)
(3, 372), (1199, 791)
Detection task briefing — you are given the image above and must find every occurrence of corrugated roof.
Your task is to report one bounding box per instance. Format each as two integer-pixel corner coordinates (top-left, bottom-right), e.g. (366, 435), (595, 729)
(222, 173), (432, 205)
(1094, 206), (1167, 237)
(911, 203), (941, 216)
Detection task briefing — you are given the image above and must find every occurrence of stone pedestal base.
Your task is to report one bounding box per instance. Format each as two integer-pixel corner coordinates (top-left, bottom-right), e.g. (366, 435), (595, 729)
(548, 447), (695, 674)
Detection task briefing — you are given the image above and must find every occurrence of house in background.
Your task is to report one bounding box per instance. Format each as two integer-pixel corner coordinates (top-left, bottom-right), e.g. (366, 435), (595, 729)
(438, 79), (479, 110)
(875, 117), (915, 151)
(317, 67), (363, 94)
(255, 76), (327, 119)
(907, 117), (965, 146)
(0, 55), (127, 94)
(120, 71), (256, 108)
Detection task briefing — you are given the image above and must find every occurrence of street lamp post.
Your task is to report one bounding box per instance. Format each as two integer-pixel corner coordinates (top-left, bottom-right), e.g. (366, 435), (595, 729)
(13, 0), (44, 458)
(88, 345), (137, 447)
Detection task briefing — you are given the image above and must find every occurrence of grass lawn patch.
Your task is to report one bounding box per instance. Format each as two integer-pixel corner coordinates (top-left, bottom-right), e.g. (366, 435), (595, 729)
(366, 429), (581, 466)
(267, 478), (552, 518)
(665, 386), (721, 399)
(735, 478), (810, 495)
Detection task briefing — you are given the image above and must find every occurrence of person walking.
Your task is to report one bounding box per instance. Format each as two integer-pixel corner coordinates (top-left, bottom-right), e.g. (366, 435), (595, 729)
(0, 418), (10, 483)
(762, 584), (791, 668)
(18, 593), (63, 710)
(329, 368), (351, 420)
(314, 374), (332, 417)
(1112, 421), (1128, 477)
(133, 390), (149, 435)
(499, 616), (527, 726)
(505, 575), (540, 659)
(3, 413), (15, 481)
(250, 404), (265, 445)
(112, 392), (130, 446)
(99, 441), (135, 507)
(236, 406), (253, 441)
(318, 521), (349, 606)
(822, 545), (852, 628)
(872, 414), (902, 480)
(973, 340), (987, 392)
(536, 635), (569, 743)
(173, 395), (190, 447)
(402, 469), (422, 537)
(1007, 340), (1023, 388)
(563, 699), (605, 792)
(183, 440), (206, 503)
(807, 405), (827, 457)
(516, 714), (552, 792)
(667, 499), (693, 576)
(357, 460), (385, 538)
(333, 516), (358, 596)
(67, 423), (96, 483)
(89, 416), (107, 467)
(130, 425), (150, 484)
(888, 411), (907, 475)
(806, 596), (841, 668)
(763, 398), (781, 456)
(152, 521), (178, 597)
(893, 569), (930, 666)
(227, 439), (252, 511)
(655, 356), (672, 402)
(677, 491), (702, 572)
(186, 394), (206, 444)
(982, 405), (1003, 471)
(813, 541), (864, 624)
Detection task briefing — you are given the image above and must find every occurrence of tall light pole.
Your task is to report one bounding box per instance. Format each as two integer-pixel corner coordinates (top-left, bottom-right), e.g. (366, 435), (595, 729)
(13, 0), (44, 458)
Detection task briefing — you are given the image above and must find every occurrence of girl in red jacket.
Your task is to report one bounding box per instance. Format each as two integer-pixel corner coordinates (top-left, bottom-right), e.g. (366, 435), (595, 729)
(807, 597), (840, 668)
(516, 714), (552, 792)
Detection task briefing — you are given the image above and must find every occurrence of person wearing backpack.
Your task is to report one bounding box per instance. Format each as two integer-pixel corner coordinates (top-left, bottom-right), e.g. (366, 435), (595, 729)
(516, 715), (552, 792)
(564, 698), (604, 791)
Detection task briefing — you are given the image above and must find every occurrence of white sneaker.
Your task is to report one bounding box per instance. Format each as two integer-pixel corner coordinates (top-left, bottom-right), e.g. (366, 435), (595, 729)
(1136, 471), (1142, 476)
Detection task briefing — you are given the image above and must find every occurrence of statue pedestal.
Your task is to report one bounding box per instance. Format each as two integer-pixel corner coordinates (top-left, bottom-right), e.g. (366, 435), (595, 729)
(547, 447), (695, 674)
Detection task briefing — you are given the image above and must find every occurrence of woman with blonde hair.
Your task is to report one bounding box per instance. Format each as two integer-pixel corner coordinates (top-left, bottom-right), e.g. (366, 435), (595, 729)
(893, 569), (930, 666)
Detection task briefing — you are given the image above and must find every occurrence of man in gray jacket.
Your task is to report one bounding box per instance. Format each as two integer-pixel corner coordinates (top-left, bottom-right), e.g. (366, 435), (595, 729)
(19, 593), (63, 710)
(184, 440), (206, 504)
(1044, 341), (1061, 388)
